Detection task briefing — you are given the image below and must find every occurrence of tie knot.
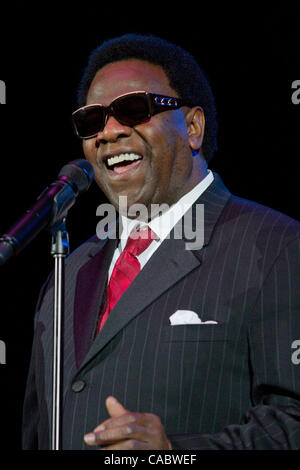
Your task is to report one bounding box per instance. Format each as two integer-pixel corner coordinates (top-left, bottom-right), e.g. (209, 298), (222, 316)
(125, 226), (156, 257)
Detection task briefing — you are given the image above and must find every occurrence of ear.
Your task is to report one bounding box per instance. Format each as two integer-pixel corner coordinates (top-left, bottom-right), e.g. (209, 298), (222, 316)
(186, 107), (205, 153)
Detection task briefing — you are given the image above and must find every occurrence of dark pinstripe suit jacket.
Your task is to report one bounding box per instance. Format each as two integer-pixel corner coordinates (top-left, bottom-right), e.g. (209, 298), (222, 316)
(22, 173), (300, 449)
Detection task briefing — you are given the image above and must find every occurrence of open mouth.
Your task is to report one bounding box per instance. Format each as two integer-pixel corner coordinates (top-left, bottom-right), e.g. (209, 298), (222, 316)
(105, 153), (143, 175)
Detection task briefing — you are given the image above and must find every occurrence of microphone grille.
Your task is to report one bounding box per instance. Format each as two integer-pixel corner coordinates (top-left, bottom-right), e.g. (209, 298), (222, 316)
(58, 159), (94, 193)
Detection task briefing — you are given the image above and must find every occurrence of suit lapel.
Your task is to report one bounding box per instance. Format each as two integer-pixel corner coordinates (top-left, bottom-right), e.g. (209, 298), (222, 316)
(197, 172), (231, 246)
(73, 236), (118, 368)
(76, 233), (201, 375)
(74, 172), (231, 375)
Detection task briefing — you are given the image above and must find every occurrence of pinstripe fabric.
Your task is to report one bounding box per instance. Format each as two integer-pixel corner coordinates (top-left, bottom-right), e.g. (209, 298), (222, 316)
(22, 173), (300, 450)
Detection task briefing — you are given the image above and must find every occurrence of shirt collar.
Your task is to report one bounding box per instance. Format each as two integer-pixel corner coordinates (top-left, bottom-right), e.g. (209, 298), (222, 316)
(120, 170), (214, 250)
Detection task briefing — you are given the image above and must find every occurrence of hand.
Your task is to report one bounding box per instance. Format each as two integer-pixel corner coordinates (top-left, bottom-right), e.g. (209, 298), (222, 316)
(84, 396), (172, 450)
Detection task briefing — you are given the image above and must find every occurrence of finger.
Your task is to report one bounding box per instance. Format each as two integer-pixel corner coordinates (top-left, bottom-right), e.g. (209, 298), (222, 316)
(92, 411), (159, 435)
(85, 396), (129, 439)
(99, 439), (150, 450)
(85, 422), (148, 447)
(105, 396), (128, 418)
(93, 411), (141, 433)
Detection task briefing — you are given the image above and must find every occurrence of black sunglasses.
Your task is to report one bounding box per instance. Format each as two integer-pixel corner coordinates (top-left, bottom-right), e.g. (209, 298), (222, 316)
(72, 91), (188, 139)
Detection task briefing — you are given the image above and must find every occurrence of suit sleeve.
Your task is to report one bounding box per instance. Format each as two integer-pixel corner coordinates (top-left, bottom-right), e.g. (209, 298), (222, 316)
(169, 237), (300, 450)
(22, 272), (53, 450)
(22, 336), (39, 450)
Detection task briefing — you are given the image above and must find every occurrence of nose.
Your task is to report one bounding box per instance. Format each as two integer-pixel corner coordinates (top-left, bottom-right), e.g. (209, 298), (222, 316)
(96, 115), (132, 145)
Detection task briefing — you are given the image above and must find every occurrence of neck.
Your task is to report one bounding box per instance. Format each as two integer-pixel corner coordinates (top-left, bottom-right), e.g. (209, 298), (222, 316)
(181, 153), (208, 198)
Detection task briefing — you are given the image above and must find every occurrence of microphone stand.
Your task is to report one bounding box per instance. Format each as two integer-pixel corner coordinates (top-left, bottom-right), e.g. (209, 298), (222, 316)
(0, 160), (94, 449)
(50, 218), (69, 450)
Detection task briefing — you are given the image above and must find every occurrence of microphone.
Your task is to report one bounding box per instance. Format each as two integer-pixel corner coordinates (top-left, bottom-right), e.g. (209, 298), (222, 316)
(0, 159), (94, 266)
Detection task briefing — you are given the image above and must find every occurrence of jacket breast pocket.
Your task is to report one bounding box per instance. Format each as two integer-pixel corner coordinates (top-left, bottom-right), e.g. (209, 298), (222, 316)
(161, 323), (232, 343)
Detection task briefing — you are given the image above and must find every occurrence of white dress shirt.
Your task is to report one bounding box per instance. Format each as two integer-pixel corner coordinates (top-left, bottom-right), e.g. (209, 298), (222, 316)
(108, 170), (214, 281)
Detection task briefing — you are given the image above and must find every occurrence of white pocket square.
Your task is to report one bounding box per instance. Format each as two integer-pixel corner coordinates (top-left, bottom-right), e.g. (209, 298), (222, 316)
(169, 310), (218, 325)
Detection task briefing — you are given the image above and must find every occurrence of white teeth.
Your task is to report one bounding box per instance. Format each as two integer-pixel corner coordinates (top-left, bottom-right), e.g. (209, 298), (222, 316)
(106, 153), (142, 167)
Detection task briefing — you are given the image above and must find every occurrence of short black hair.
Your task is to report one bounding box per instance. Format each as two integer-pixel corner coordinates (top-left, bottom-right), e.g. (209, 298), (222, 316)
(77, 34), (218, 161)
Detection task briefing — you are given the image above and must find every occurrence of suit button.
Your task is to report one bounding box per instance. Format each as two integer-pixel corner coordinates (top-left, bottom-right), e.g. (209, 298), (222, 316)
(72, 379), (86, 392)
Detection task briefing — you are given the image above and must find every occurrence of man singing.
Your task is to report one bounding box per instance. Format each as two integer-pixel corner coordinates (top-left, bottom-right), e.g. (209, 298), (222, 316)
(22, 34), (300, 450)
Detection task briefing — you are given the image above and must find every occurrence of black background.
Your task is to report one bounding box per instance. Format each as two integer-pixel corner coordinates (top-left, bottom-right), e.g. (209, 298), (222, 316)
(0, 3), (299, 450)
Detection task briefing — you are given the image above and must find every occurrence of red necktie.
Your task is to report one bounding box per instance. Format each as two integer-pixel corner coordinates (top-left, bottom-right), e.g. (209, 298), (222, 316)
(96, 226), (156, 334)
